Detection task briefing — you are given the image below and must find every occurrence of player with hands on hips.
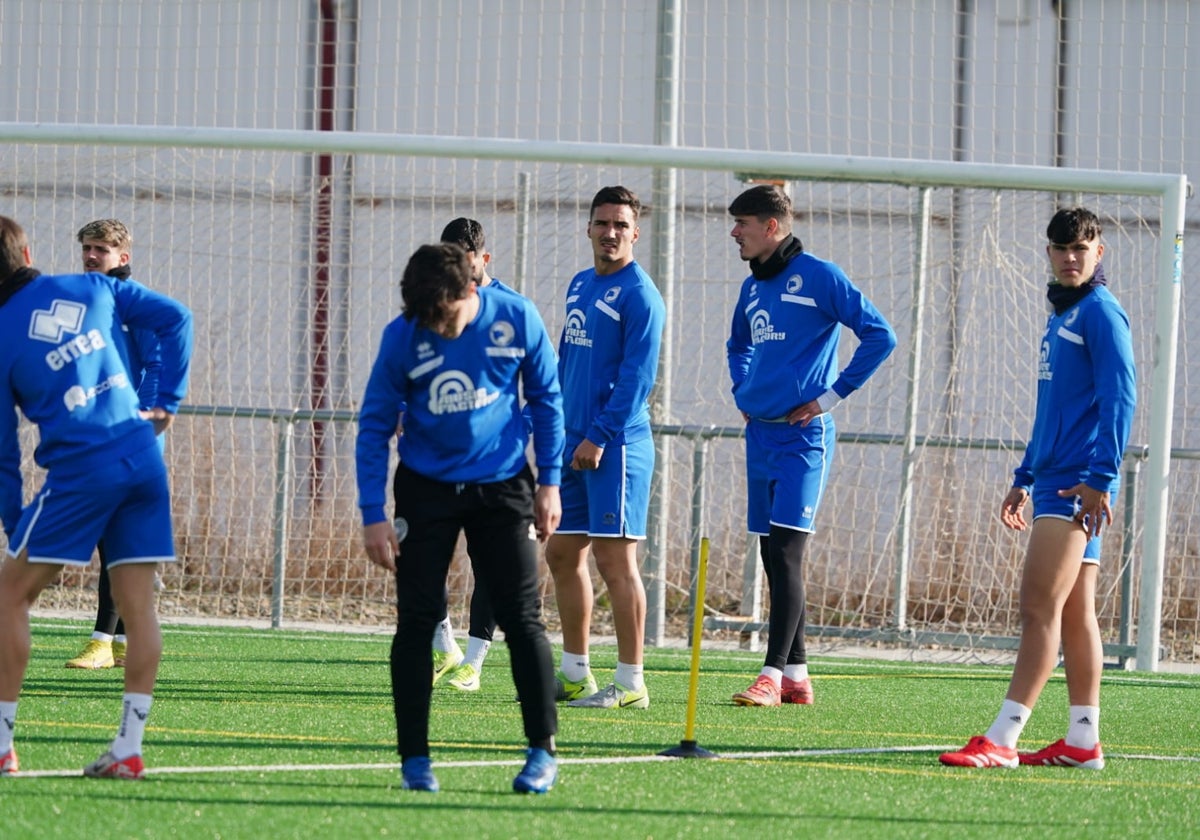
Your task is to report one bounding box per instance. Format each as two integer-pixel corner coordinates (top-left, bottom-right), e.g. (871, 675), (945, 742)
(0, 215), (192, 779)
(725, 184), (896, 708)
(64, 219), (166, 672)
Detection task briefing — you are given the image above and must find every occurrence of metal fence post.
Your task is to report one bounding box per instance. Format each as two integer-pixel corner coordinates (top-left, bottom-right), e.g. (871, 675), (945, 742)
(1117, 456), (1143, 668)
(893, 187), (932, 630)
(270, 416), (296, 629)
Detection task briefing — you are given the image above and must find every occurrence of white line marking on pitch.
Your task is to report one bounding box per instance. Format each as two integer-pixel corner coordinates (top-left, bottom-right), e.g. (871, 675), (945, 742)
(11, 745), (1197, 778)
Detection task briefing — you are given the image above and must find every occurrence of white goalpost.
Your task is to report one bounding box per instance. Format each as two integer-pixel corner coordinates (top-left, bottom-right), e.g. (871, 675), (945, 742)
(0, 120), (1187, 671)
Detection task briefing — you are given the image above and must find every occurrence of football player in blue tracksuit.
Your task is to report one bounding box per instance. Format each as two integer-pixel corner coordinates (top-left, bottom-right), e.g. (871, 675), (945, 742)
(355, 242), (564, 794)
(544, 186), (665, 711)
(64, 219), (164, 671)
(428, 218), (526, 693)
(942, 206), (1135, 770)
(0, 215), (192, 780)
(725, 185), (896, 708)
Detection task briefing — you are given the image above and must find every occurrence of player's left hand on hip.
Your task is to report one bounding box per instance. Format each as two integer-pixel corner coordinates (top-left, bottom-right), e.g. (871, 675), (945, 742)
(139, 407), (174, 435)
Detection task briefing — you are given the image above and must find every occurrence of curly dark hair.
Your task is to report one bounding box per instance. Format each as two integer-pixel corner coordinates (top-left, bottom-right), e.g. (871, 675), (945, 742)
(400, 243), (473, 328)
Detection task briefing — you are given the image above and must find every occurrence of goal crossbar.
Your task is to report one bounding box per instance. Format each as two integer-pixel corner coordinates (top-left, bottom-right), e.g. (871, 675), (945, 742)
(0, 121), (1185, 196)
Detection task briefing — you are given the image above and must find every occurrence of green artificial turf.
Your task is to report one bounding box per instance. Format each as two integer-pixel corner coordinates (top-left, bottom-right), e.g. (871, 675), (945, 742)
(4, 619), (1197, 839)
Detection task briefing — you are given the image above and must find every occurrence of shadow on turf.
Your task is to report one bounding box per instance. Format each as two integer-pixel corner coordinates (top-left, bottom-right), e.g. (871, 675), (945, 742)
(21, 678), (128, 697)
(4, 774), (1087, 831)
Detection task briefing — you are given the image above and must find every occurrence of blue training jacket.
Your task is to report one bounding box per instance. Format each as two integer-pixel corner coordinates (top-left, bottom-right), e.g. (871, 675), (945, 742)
(1013, 286), (1136, 492)
(727, 250), (896, 420)
(355, 285), (564, 527)
(0, 271), (193, 538)
(557, 260), (665, 446)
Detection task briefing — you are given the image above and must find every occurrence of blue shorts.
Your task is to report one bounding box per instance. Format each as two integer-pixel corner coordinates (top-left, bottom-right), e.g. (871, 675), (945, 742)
(6, 442), (176, 567)
(558, 432), (653, 539)
(745, 415), (835, 535)
(1031, 472), (1118, 563)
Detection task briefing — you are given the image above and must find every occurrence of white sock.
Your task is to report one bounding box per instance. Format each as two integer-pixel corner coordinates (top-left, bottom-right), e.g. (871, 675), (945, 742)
(91, 632), (114, 643)
(758, 666), (783, 687)
(463, 636), (491, 671)
(0, 700), (17, 754)
(432, 617), (457, 653)
(109, 693), (153, 759)
(615, 661), (644, 691)
(559, 651), (590, 682)
(1065, 705), (1100, 749)
(113, 635), (127, 645)
(783, 664), (809, 682)
(985, 699), (1032, 749)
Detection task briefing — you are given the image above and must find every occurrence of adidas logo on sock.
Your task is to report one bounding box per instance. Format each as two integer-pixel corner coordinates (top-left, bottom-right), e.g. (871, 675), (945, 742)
(1076, 715), (1092, 725)
(1009, 715), (1024, 723)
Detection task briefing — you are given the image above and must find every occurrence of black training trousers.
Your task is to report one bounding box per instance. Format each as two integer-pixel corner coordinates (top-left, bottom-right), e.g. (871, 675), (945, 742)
(389, 462), (557, 760)
(95, 543), (125, 637)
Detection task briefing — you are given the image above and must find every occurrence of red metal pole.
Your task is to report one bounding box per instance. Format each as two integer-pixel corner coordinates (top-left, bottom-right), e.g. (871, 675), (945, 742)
(309, 0), (338, 499)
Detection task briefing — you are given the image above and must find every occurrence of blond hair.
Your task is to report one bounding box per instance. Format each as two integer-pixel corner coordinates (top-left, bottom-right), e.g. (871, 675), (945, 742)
(76, 218), (133, 252)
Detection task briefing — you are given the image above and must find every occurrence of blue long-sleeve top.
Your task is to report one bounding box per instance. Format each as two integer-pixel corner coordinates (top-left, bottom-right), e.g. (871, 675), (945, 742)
(393, 279), (532, 432)
(0, 270), (192, 537)
(108, 265), (162, 410)
(557, 260), (665, 446)
(125, 320), (162, 410)
(355, 285), (564, 527)
(726, 250), (896, 420)
(1013, 286), (1136, 492)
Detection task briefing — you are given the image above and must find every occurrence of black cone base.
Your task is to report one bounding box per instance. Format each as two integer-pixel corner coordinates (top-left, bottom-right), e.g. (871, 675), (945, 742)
(658, 739), (718, 759)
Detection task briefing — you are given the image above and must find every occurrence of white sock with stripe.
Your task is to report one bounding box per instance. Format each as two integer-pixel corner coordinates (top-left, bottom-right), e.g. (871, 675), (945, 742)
(432, 617), (457, 653)
(1065, 705), (1100, 749)
(984, 699), (1031, 749)
(0, 701), (17, 754)
(560, 651), (590, 682)
(109, 693), (153, 759)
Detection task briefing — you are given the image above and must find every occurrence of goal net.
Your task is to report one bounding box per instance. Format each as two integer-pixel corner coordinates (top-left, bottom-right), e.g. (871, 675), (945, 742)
(2, 135), (1190, 663)
(0, 0), (1195, 666)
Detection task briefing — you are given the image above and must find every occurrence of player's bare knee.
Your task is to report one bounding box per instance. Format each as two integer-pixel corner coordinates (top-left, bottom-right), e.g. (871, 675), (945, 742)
(594, 558), (639, 591)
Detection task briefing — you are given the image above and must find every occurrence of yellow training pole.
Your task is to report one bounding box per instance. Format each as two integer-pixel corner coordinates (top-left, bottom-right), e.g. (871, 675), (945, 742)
(659, 537), (717, 758)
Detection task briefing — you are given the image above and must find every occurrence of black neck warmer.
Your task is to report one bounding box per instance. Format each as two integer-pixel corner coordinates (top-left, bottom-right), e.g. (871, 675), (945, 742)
(0, 266), (40, 307)
(107, 264), (132, 280)
(750, 234), (805, 280)
(1046, 262), (1107, 315)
